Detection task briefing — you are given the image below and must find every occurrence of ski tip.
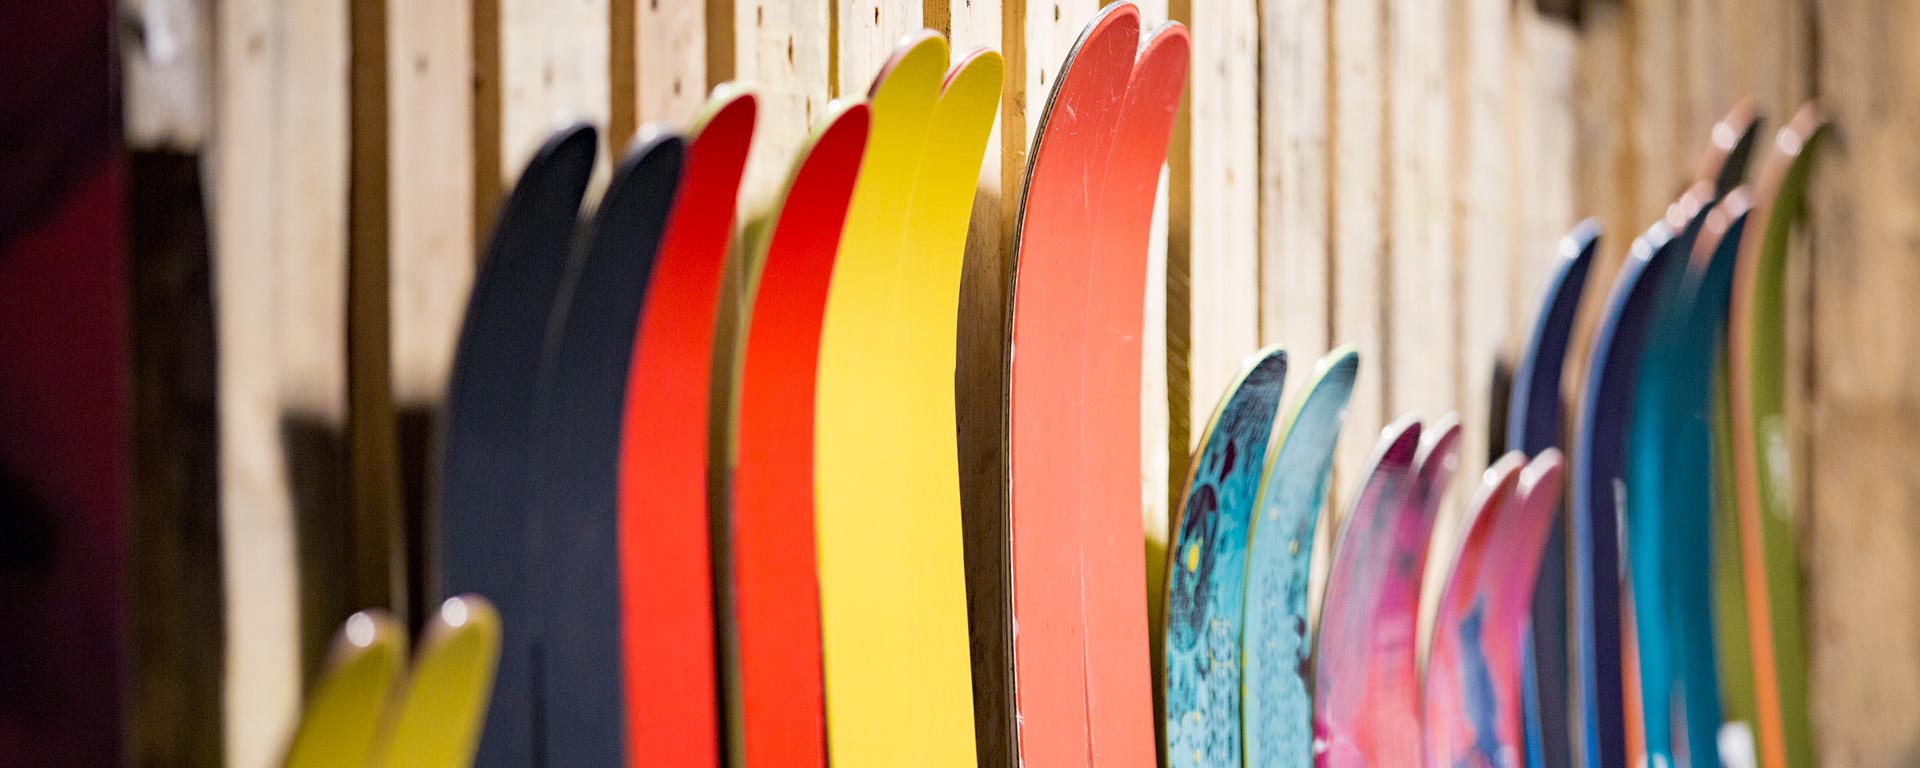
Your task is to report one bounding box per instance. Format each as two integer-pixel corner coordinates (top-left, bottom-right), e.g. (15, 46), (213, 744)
(1560, 218), (1601, 263)
(1520, 449), (1566, 504)
(689, 85), (757, 136)
(869, 30), (949, 101)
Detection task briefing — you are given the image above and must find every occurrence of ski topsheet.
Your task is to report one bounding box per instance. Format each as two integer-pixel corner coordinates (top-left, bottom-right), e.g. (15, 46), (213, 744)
(810, 32), (999, 765)
(527, 133), (684, 765)
(1240, 348), (1359, 766)
(616, 90), (753, 766)
(728, 101), (869, 766)
(1511, 221), (1597, 768)
(1728, 106), (1827, 768)
(283, 610), (404, 768)
(1572, 219), (1686, 768)
(1006, 5), (1138, 765)
(374, 595), (502, 768)
(1312, 416), (1428, 767)
(438, 125), (596, 768)
(1161, 346), (1288, 768)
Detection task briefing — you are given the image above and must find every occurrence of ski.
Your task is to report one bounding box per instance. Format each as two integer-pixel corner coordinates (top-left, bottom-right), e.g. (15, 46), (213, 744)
(282, 610), (404, 768)
(1620, 103), (1760, 765)
(1080, 18), (1190, 764)
(1240, 347), (1360, 766)
(1627, 191), (1754, 767)
(1160, 346), (1289, 768)
(1005, 5), (1140, 765)
(1511, 219), (1597, 768)
(525, 132), (684, 765)
(727, 101), (869, 766)
(1574, 213), (1700, 768)
(616, 89), (753, 765)
(374, 595), (502, 768)
(438, 125), (596, 768)
(1313, 415), (1439, 767)
(810, 32), (1000, 765)
(1424, 450), (1566, 767)
(1727, 105), (1828, 768)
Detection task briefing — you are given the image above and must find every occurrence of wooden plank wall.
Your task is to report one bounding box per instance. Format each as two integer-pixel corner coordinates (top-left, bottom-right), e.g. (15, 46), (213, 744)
(122, 0), (1920, 764)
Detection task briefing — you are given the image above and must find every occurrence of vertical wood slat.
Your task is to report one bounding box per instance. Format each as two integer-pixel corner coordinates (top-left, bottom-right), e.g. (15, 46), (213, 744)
(732, 0), (832, 215)
(635, 0), (706, 126)
(1329, 0), (1387, 514)
(1808, 0), (1920, 761)
(382, 0), (475, 619)
(840, 0), (924, 96)
(122, 0), (223, 763)
(1385, 0), (1455, 429)
(496, 0), (612, 186)
(941, 0), (1013, 761)
(1449, 0), (1512, 515)
(1169, 0), (1260, 511)
(210, 0), (352, 764)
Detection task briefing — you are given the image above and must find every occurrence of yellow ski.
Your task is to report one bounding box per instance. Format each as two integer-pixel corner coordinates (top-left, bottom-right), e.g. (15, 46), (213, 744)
(812, 32), (1002, 764)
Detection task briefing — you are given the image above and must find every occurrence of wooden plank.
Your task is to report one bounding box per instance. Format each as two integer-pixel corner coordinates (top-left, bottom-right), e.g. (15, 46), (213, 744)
(1564, 0), (1635, 413)
(731, 0), (831, 214)
(1385, 0), (1451, 453)
(1169, 0), (1259, 462)
(1450, 0), (1511, 516)
(1507, 7), (1579, 353)
(634, 0), (706, 127)
(384, 0), (475, 619)
(1331, 0), (1388, 518)
(1808, 0), (1920, 761)
(1256, 0), (1331, 420)
(495, 0), (612, 190)
(938, 0), (1015, 762)
(122, 2), (223, 764)
(209, 0), (352, 763)
(839, 0), (923, 96)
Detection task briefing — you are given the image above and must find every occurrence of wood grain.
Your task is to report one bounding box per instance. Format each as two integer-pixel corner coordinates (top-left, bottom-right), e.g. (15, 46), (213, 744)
(1808, 0), (1920, 761)
(210, 0), (352, 762)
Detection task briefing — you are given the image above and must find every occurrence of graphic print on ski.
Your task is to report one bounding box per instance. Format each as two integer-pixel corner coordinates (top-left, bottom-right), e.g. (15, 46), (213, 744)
(1510, 221), (1596, 768)
(1005, 3), (1187, 764)
(728, 102), (869, 767)
(1239, 348), (1359, 767)
(525, 133), (684, 765)
(1424, 452), (1568, 768)
(1314, 416), (1440, 767)
(809, 33), (1000, 766)
(437, 126), (595, 768)
(1727, 106), (1827, 768)
(1626, 190), (1754, 768)
(615, 91), (753, 766)
(1161, 347), (1288, 768)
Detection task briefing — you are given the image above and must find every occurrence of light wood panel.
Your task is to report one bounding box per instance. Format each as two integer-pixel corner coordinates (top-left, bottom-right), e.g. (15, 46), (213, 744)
(1330, 0), (1387, 511)
(1808, 0), (1920, 761)
(1386, 0), (1456, 428)
(1169, 0), (1259, 466)
(210, 0), (352, 764)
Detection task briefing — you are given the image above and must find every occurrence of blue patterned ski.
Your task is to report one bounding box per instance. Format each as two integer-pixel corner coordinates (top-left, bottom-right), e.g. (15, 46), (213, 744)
(1240, 347), (1359, 767)
(1162, 346), (1289, 768)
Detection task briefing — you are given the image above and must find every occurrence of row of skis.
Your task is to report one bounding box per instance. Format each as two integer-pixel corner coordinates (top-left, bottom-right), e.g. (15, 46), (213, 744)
(268, 3), (1830, 766)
